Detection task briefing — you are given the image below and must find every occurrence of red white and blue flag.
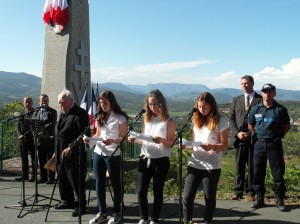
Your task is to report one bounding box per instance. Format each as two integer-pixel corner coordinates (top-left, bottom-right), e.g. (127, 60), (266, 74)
(43, 0), (69, 33)
(80, 87), (88, 111)
(88, 86), (97, 133)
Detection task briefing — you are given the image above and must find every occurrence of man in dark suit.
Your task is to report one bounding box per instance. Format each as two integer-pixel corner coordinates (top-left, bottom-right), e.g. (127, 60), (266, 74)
(54, 89), (90, 217)
(15, 96), (36, 182)
(34, 94), (57, 184)
(229, 75), (262, 201)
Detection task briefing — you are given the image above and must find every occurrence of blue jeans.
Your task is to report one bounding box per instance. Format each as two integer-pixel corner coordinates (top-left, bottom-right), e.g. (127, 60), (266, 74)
(93, 153), (121, 213)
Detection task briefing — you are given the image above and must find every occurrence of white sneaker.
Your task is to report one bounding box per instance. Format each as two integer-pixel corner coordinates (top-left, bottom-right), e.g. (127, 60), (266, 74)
(149, 221), (158, 224)
(138, 219), (149, 224)
(89, 212), (108, 224)
(107, 213), (121, 224)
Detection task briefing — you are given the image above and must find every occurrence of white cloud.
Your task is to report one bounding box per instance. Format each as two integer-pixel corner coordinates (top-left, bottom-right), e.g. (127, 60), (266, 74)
(92, 59), (213, 84)
(253, 58), (300, 90)
(92, 58), (300, 90)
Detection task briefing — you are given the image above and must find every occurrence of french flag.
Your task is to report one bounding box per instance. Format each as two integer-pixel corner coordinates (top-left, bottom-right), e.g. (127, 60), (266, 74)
(88, 86), (97, 133)
(80, 87), (88, 111)
(43, 0), (69, 33)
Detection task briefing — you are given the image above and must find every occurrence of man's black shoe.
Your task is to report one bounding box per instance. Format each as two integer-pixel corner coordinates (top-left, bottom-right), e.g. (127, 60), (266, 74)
(72, 207), (86, 217)
(276, 197), (287, 212)
(46, 178), (55, 184)
(28, 175), (35, 182)
(55, 203), (74, 210)
(251, 199), (265, 209)
(15, 176), (29, 181)
(37, 178), (47, 184)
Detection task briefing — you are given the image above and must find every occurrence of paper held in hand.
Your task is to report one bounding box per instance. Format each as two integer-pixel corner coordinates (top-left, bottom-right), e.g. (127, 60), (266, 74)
(44, 156), (57, 172)
(129, 131), (154, 143)
(83, 135), (104, 147)
(182, 138), (203, 147)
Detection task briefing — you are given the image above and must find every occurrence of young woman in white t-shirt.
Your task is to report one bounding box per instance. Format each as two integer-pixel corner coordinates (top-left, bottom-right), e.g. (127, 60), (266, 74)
(128, 89), (176, 224)
(182, 92), (229, 224)
(84, 90), (129, 224)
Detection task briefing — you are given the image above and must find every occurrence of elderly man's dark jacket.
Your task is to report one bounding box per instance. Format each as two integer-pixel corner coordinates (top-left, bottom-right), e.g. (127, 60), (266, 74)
(55, 103), (90, 166)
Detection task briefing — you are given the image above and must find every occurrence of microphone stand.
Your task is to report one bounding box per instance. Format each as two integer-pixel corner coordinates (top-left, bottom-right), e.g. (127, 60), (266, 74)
(45, 127), (88, 223)
(171, 110), (195, 224)
(4, 110), (48, 217)
(4, 114), (28, 216)
(109, 112), (144, 223)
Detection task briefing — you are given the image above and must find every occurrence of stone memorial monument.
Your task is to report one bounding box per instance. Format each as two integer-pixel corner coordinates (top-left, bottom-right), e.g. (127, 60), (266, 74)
(41, 0), (90, 111)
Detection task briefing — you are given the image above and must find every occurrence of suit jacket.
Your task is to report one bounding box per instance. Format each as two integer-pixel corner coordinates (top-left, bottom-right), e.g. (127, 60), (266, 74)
(229, 92), (262, 148)
(55, 103), (90, 165)
(33, 106), (57, 146)
(17, 109), (35, 147)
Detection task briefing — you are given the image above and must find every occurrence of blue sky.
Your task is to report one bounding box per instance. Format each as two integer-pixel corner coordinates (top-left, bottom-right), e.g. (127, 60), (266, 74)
(1, 0), (300, 90)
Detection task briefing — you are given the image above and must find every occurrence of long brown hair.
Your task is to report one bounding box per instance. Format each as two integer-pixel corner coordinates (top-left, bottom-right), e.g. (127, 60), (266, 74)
(96, 90), (129, 127)
(193, 92), (219, 130)
(144, 89), (169, 122)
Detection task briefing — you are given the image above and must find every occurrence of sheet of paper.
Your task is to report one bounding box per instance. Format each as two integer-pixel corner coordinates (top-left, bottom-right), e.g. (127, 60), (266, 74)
(182, 138), (203, 147)
(83, 135), (104, 147)
(129, 131), (154, 143)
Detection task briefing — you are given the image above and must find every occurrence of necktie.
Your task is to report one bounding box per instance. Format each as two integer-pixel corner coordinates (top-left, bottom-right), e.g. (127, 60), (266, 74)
(245, 95), (250, 112)
(40, 109), (45, 120)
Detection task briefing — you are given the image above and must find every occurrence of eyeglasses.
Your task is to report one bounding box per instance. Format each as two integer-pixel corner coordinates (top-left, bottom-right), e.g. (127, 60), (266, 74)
(148, 103), (160, 107)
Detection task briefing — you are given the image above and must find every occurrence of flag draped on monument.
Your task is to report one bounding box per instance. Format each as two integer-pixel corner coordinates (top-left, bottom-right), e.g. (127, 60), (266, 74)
(43, 0), (69, 33)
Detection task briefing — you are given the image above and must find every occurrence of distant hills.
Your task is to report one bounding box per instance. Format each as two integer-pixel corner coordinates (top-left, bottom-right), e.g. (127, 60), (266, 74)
(96, 82), (300, 103)
(1, 71), (300, 110)
(0, 71), (41, 107)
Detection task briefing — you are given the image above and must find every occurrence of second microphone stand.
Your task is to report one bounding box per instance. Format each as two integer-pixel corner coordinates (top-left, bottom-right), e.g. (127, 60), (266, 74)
(171, 109), (195, 224)
(109, 111), (144, 223)
(45, 128), (88, 224)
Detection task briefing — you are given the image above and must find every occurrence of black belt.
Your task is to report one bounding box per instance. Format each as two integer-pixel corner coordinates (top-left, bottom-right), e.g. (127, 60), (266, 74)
(257, 137), (281, 143)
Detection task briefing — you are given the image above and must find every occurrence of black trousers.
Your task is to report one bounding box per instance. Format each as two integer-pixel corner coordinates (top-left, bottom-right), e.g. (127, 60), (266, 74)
(20, 143), (35, 177)
(233, 142), (255, 196)
(137, 156), (170, 222)
(37, 144), (55, 180)
(183, 166), (221, 223)
(58, 151), (86, 207)
(253, 140), (286, 197)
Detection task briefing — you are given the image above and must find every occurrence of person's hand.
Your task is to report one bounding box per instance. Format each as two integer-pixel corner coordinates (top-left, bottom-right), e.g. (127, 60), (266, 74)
(61, 147), (71, 159)
(103, 138), (115, 145)
(83, 137), (90, 144)
(201, 144), (215, 151)
(178, 144), (186, 150)
(152, 136), (162, 144)
(128, 136), (135, 143)
(237, 131), (250, 141)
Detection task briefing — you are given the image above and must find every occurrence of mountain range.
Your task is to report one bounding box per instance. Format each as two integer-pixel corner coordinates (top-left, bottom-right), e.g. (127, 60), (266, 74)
(1, 71), (300, 110)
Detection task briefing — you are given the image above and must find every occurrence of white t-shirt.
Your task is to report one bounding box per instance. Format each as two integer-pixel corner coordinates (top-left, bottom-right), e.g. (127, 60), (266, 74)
(141, 116), (172, 158)
(94, 112), (127, 156)
(188, 116), (229, 170)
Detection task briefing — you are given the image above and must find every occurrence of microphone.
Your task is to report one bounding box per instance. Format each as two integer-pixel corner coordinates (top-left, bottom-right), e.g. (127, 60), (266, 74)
(135, 109), (146, 120)
(187, 108), (197, 121)
(188, 108), (197, 116)
(35, 103), (47, 110)
(44, 123), (53, 128)
(93, 111), (101, 119)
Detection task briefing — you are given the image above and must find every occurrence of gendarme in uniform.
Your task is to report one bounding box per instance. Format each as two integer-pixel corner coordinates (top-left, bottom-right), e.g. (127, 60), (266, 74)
(248, 83), (290, 212)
